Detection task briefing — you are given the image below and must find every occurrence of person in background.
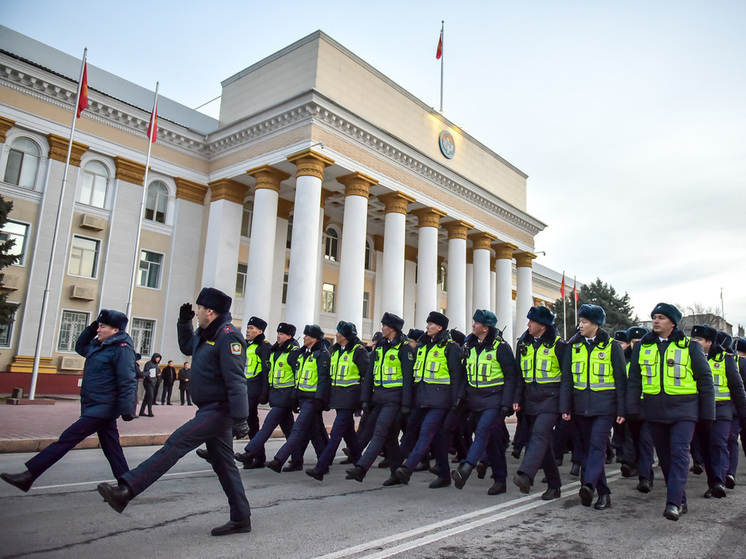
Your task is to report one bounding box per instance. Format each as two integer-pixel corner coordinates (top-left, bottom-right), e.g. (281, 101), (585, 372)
(161, 360), (177, 405)
(179, 362), (192, 406)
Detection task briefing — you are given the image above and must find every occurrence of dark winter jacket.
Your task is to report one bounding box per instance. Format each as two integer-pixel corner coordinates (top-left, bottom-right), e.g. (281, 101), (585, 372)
(707, 345), (746, 420)
(246, 333), (272, 400)
(513, 324), (568, 416)
(626, 329), (715, 423)
(161, 365), (177, 386)
(178, 366), (190, 388)
(329, 336), (369, 410)
(412, 329), (463, 409)
(142, 353), (161, 387)
(267, 338), (299, 408)
(362, 331), (415, 407)
(75, 326), (137, 419)
(460, 328), (517, 412)
(560, 329), (627, 417)
(290, 339), (331, 405)
(177, 312), (248, 420)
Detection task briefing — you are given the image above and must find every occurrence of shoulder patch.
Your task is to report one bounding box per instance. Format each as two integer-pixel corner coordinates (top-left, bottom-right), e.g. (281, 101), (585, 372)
(223, 325), (234, 334)
(120, 343), (128, 347)
(231, 343), (242, 355)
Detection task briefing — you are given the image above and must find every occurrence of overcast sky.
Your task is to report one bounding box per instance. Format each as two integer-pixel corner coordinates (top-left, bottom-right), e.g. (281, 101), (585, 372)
(3, 0), (745, 331)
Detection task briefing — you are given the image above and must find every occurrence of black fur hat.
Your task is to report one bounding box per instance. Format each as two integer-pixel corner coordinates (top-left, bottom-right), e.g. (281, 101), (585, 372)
(381, 312), (404, 331)
(248, 316), (267, 331)
(196, 287), (232, 314)
(277, 322), (296, 337)
(473, 309), (497, 328)
(651, 303), (682, 326)
(578, 304), (606, 326)
(97, 309), (128, 331)
(336, 321), (357, 339)
(303, 324), (324, 340)
(691, 324), (717, 343)
(527, 306), (554, 327)
(426, 311), (449, 330)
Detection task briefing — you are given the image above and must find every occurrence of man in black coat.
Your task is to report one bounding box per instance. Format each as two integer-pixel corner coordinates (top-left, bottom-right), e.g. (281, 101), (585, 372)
(2, 310), (136, 493)
(160, 360), (176, 405)
(98, 287), (252, 537)
(178, 362), (192, 405)
(139, 353), (161, 416)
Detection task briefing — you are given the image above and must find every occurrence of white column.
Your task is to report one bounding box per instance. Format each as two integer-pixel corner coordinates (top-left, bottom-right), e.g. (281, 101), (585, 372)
(466, 258), (474, 325)
(495, 242), (518, 344)
(285, 150), (334, 330)
(412, 207), (445, 327)
(373, 235), (384, 325)
(269, 200), (293, 332)
(445, 220), (470, 332)
(470, 232), (495, 313)
(404, 251), (417, 330)
(336, 173), (376, 328)
(378, 191), (415, 317)
(515, 251), (537, 345)
(243, 166), (289, 329)
(201, 179), (247, 297)
(490, 259), (497, 313)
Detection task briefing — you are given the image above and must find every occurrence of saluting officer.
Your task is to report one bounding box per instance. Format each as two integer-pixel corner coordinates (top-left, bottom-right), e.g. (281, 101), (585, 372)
(346, 312), (414, 485)
(627, 303), (715, 521)
(395, 311), (463, 489)
(512, 306), (568, 499)
(560, 304), (626, 510)
(266, 324), (330, 473)
(234, 322), (303, 470)
(307, 321), (369, 481)
(98, 288), (252, 536)
(690, 325), (746, 498)
(452, 309), (517, 495)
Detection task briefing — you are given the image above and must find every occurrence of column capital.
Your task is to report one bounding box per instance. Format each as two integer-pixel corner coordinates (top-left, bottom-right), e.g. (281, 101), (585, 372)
(494, 242), (519, 260)
(47, 133), (88, 167)
(247, 164), (291, 193)
(113, 156), (146, 185)
(514, 251), (537, 268)
(373, 234), (385, 252)
(378, 191), (416, 215)
(277, 198), (294, 219)
(321, 188), (335, 208)
(287, 149), (335, 179)
(0, 116), (15, 143)
(490, 255), (497, 271)
(469, 232), (498, 251)
(443, 220), (473, 240)
(337, 171), (378, 199)
(412, 207), (447, 228)
(208, 178), (249, 204)
(174, 177), (208, 205)
(405, 245), (418, 263)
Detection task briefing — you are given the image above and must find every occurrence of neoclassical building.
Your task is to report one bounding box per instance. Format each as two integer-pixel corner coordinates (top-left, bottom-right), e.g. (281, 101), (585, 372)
(0, 26), (565, 393)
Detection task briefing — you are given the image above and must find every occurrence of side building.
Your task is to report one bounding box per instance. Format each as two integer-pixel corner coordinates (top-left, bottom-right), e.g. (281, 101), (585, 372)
(0, 26), (566, 394)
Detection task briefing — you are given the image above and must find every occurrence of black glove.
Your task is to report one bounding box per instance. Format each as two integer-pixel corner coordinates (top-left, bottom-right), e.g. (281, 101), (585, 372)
(450, 398), (461, 413)
(232, 419), (249, 439)
(121, 414), (135, 422)
(179, 303), (195, 321)
(292, 400), (300, 413)
(401, 406), (411, 416)
(87, 320), (99, 333)
(259, 397), (269, 406)
(499, 405), (511, 418)
(314, 399), (325, 412)
(361, 402), (370, 413)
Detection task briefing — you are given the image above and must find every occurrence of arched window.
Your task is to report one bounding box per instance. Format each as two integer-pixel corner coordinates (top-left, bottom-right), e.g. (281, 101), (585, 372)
(4, 138), (40, 189)
(324, 227), (338, 261)
(79, 161), (109, 207)
(145, 181), (168, 223)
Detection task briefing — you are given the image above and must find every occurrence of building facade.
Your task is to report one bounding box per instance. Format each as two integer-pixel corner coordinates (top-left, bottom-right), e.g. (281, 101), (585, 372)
(0, 26), (564, 393)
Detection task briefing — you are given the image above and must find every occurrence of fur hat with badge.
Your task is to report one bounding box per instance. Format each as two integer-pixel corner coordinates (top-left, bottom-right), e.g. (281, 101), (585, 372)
(380, 312), (405, 331)
(651, 302), (682, 327)
(277, 322), (296, 337)
(691, 324), (718, 343)
(577, 304), (606, 326)
(247, 316), (267, 331)
(196, 287), (232, 314)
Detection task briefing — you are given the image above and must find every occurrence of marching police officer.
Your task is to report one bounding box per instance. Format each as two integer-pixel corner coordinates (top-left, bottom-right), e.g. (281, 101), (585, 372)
(266, 325), (330, 473)
(307, 321), (369, 481)
(560, 304), (626, 510)
(690, 324), (746, 498)
(98, 287), (252, 536)
(727, 338), (746, 486)
(346, 312), (414, 485)
(513, 306), (568, 499)
(243, 317), (272, 467)
(452, 309), (517, 495)
(395, 311), (463, 489)
(627, 303), (715, 521)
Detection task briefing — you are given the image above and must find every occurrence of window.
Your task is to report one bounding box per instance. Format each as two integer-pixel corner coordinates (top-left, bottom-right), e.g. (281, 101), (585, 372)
(79, 160), (109, 207)
(438, 264), (448, 292)
(131, 318), (155, 356)
(235, 263), (247, 298)
(282, 273), (289, 304)
(68, 236), (99, 278)
(145, 181), (168, 223)
(365, 240), (372, 270)
(363, 292), (371, 319)
(3, 138), (40, 189)
(137, 250), (163, 289)
(324, 228), (338, 261)
(322, 283), (336, 313)
(0, 220), (29, 265)
(58, 310), (89, 352)
(240, 201), (253, 237)
(286, 215), (293, 249)
(0, 307), (16, 347)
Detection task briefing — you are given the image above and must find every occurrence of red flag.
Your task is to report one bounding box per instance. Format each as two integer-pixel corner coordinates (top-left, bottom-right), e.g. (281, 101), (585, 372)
(573, 279), (578, 302)
(560, 273), (566, 299)
(436, 31), (443, 60)
(76, 63), (88, 118)
(147, 99), (158, 143)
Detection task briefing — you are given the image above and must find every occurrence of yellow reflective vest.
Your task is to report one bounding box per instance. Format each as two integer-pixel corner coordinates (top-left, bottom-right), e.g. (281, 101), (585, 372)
(465, 339), (504, 388)
(521, 337), (562, 384)
(331, 344), (362, 387)
(413, 342), (451, 385)
(245, 342), (263, 379)
(709, 352), (730, 402)
(571, 341), (616, 391)
(638, 338), (697, 396)
(270, 349), (295, 389)
(296, 351), (320, 393)
(374, 342), (404, 388)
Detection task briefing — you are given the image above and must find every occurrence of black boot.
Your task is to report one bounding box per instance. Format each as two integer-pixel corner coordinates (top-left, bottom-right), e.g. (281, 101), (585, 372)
(429, 476), (451, 488)
(1, 470), (35, 493)
(394, 466), (412, 485)
(345, 465), (366, 482)
(97, 482), (133, 513)
(196, 448), (212, 464)
(513, 472), (531, 494)
(451, 462), (473, 490)
(305, 468), (324, 481)
(211, 518), (251, 536)
(488, 480), (507, 495)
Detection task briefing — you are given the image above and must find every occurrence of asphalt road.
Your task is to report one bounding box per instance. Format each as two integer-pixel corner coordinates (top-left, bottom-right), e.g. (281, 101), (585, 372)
(1, 440), (745, 559)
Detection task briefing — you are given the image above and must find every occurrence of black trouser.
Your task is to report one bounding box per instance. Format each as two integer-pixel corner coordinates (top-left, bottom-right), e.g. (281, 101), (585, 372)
(160, 383), (173, 405)
(180, 387), (192, 405)
(139, 382), (154, 415)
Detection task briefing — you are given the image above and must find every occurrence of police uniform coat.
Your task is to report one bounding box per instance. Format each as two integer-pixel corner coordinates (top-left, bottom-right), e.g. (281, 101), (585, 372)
(708, 345), (746, 421)
(459, 328), (517, 412)
(246, 333), (271, 400)
(362, 331), (415, 408)
(329, 336), (369, 410)
(177, 312), (248, 420)
(267, 338), (299, 408)
(513, 324), (568, 416)
(412, 329), (464, 409)
(290, 339), (331, 406)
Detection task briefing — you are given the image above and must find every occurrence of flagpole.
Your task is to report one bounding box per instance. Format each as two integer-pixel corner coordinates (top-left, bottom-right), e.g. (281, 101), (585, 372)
(562, 271), (567, 339)
(439, 20), (444, 112)
(126, 82), (159, 319)
(29, 49), (88, 400)
(573, 275), (578, 325)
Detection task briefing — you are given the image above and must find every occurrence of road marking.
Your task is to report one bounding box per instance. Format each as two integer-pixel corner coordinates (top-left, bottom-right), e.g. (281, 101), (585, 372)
(31, 469), (215, 491)
(318, 472), (622, 559)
